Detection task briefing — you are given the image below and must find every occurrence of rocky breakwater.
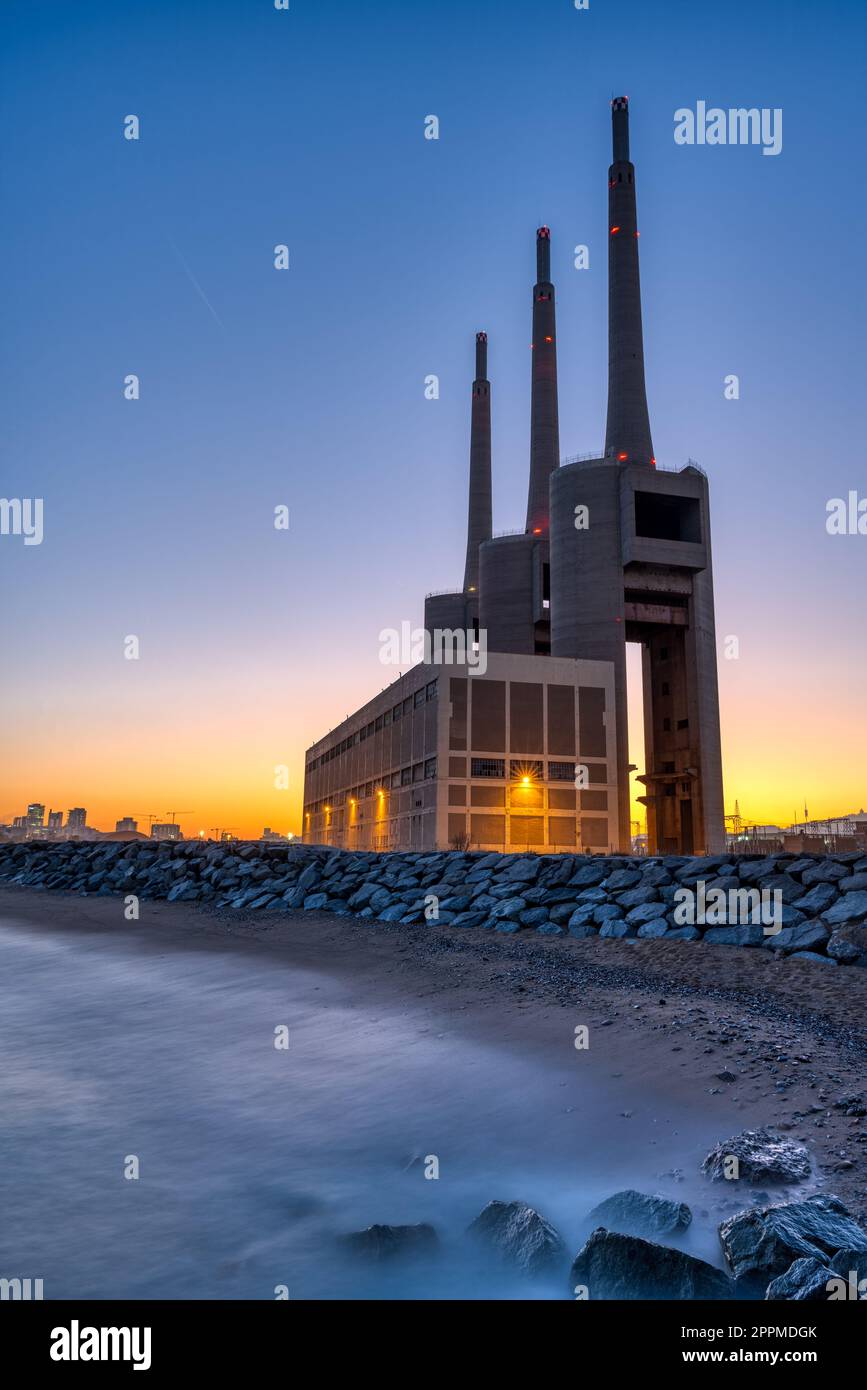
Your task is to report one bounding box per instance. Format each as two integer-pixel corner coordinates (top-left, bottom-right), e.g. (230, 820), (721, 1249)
(1, 841), (867, 964)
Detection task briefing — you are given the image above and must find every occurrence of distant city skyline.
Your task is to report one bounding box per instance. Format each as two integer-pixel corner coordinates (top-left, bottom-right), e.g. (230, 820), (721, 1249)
(2, 0), (865, 841)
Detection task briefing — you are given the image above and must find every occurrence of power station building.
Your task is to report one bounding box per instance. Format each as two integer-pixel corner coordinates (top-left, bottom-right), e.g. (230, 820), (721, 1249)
(303, 98), (725, 856)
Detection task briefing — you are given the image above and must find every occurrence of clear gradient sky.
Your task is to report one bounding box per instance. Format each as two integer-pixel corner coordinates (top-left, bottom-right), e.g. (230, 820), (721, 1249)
(2, 0), (865, 840)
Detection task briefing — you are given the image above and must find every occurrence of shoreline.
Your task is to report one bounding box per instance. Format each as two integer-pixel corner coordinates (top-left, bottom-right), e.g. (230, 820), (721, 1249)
(3, 885), (865, 1230)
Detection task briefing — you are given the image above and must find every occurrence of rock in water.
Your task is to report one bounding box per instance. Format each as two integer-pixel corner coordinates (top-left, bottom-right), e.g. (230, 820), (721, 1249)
(719, 1194), (867, 1283)
(569, 1228), (732, 1300)
(467, 1200), (565, 1275)
(765, 1258), (835, 1301)
(339, 1223), (438, 1261)
(582, 1190), (692, 1240)
(702, 1127), (811, 1184)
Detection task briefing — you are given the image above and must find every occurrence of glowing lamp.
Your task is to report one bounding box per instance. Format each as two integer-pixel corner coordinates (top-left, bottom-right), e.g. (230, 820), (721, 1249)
(617, 452), (628, 461)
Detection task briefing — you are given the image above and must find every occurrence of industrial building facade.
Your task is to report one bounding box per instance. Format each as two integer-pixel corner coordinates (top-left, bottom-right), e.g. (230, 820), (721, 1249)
(303, 654), (618, 853)
(303, 97), (725, 855)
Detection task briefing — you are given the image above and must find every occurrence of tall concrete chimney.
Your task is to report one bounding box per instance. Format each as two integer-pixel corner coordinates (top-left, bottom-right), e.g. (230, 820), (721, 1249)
(525, 226), (560, 535)
(462, 331), (492, 606)
(604, 97), (655, 468)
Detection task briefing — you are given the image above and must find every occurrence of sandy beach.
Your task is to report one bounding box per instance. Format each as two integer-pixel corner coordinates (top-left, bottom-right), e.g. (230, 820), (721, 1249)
(2, 883), (865, 1300)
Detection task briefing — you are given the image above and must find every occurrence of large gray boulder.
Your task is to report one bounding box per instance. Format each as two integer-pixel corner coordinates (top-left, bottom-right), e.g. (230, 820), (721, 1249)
(765, 1257), (835, 1301)
(582, 1190), (692, 1240)
(570, 1228), (732, 1300)
(823, 891), (867, 926)
(827, 933), (862, 963)
(702, 1128), (811, 1184)
(339, 1222), (438, 1261)
(764, 920), (830, 954)
(719, 1195), (867, 1283)
(703, 924), (766, 946)
(467, 1200), (565, 1276)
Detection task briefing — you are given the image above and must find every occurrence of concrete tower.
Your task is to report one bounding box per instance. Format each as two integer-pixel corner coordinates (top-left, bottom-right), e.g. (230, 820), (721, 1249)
(550, 97), (725, 854)
(462, 331), (492, 629)
(480, 228), (560, 655)
(526, 227), (561, 534)
(605, 96), (654, 468)
(424, 332), (493, 637)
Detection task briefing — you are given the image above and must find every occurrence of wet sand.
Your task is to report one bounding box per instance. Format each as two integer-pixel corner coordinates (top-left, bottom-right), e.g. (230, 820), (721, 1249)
(3, 883), (865, 1239)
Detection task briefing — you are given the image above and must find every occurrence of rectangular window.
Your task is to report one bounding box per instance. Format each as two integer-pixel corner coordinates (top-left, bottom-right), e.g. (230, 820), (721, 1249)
(470, 814), (505, 845)
(547, 684), (575, 756)
(511, 815), (544, 847)
(383, 709), (391, 726)
(510, 682), (544, 754)
(412, 763), (423, 782)
(470, 757), (505, 778)
(634, 490), (702, 544)
(449, 677), (468, 751)
(548, 815), (576, 846)
(581, 816), (610, 848)
(578, 687), (607, 758)
(414, 688), (425, 708)
(401, 767), (412, 786)
(549, 788), (576, 810)
(423, 757), (437, 779)
(472, 679), (506, 751)
(448, 756), (467, 777)
(375, 715), (383, 732)
(471, 785), (504, 807)
(426, 680), (438, 701)
(548, 761), (574, 782)
(510, 759), (543, 780)
(391, 771), (401, 789)
(393, 703), (402, 722)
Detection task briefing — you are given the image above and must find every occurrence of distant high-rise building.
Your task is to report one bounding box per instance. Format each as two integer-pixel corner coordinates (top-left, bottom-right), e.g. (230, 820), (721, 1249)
(151, 822), (181, 841)
(26, 803), (45, 828)
(66, 808), (87, 831)
(47, 810), (63, 830)
(115, 817), (138, 833)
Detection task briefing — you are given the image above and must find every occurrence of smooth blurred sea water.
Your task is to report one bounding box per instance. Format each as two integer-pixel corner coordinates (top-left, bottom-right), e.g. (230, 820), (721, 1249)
(0, 913), (728, 1299)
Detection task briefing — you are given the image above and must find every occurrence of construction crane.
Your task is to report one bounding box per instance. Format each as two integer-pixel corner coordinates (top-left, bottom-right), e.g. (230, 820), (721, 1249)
(209, 826), (238, 842)
(135, 813), (160, 830)
(164, 810), (193, 825)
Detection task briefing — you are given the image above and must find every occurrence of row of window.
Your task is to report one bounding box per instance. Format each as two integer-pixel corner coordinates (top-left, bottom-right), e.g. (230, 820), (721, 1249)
(304, 758), (437, 816)
(305, 681), (438, 773)
(469, 758), (579, 781)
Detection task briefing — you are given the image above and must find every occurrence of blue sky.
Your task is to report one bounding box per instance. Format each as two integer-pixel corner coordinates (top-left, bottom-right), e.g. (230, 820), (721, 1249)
(2, 0), (865, 832)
